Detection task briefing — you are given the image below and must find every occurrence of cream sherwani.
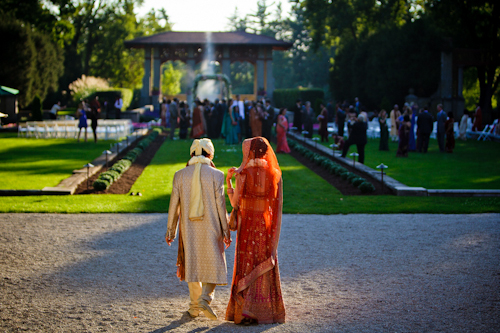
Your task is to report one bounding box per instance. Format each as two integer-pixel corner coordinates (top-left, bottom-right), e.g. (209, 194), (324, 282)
(167, 163), (230, 284)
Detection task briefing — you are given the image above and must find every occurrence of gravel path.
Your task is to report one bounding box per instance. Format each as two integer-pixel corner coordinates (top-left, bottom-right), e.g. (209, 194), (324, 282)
(0, 213), (499, 332)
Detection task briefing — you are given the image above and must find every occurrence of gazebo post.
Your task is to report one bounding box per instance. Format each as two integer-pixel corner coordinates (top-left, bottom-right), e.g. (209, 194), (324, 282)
(141, 47), (152, 106)
(152, 47), (161, 111)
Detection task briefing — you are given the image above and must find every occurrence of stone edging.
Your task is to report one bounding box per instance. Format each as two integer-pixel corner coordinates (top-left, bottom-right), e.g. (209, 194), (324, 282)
(288, 132), (500, 197)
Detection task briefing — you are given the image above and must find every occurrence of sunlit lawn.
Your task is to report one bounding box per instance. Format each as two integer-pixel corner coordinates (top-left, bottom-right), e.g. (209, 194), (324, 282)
(0, 133), (117, 189)
(318, 136), (500, 189)
(0, 133), (499, 213)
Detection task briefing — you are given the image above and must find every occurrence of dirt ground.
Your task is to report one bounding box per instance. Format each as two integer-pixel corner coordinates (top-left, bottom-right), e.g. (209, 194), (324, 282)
(0, 213), (498, 332)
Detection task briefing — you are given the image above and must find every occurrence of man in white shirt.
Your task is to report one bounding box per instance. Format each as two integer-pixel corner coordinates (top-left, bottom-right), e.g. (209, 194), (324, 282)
(49, 101), (65, 120)
(114, 95), (123, 119)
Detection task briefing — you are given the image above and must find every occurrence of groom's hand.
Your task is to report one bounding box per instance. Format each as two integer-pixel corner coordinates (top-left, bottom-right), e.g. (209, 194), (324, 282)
(224, 237), (232, 249)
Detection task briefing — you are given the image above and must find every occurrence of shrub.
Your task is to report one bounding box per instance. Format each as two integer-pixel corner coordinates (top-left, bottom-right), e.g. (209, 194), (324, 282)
(347, 173), (358, 182)
(98, 173), (114, 184)
(359, 182), (376, 193)
(340, 171), (350, 180)
(99, 170), (120, 182)
(352, 177), (365, 187)
(31, 95), (43, 121)
(69, 75), (110, 103)
(336, 167), (348, 176)
(93, 179), (110, 191)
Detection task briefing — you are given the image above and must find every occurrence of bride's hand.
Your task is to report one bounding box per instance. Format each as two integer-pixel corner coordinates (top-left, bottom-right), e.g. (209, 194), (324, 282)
(226, 167), (236, 180)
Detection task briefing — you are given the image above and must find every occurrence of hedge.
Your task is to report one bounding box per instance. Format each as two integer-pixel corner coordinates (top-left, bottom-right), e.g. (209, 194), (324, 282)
(273, 88), (325, 115)
(288, 138), (375, 193)
(92, 129), (161, 191)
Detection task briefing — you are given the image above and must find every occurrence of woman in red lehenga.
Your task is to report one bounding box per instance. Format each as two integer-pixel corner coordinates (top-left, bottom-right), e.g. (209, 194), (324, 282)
(225, 137), (286, 325)
(276, 108), (291, 153)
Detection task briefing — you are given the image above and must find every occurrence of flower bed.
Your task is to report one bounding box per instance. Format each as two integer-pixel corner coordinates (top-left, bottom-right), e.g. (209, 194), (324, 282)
(288, 139), (376, 193)
(93, 128), (162, 191)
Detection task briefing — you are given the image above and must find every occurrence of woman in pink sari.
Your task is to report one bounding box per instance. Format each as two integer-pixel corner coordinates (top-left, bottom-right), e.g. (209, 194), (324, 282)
(276, 108), (291, 153)
(225, 137), (286, 325)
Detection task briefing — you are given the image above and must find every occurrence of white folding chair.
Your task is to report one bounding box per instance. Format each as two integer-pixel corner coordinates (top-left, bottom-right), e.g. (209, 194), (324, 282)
(18, 123), (28, 137)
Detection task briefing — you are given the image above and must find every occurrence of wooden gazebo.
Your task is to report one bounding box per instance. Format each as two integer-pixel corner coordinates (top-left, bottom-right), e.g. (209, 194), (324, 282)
(125, 31), (292, 109)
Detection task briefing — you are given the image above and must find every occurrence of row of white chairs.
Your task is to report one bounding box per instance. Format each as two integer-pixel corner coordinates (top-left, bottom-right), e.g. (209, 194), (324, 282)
(18, 120), (133, 140)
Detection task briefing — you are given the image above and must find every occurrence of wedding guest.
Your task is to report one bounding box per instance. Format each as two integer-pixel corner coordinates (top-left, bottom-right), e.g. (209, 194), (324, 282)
(292, 99), (303, 132)
(249, 102), (262, 138)
(76, 101), (88, 142)
(317, 103), (329, 142)
(378, 109), (389, 151)
(276, 108), (291, 153)
(459, 110), (469, 141)
(341, 114), (368, 164)
(416, 107), (433, 153)
(436, 104), (447, 152)
(302, 101), (314, 138)
(445, 111), (455, 153)
(178, 101), (190, 139)
(390, 104), (400, 141)
(396, 114), (411, 157)
(472, 103), (483, 131)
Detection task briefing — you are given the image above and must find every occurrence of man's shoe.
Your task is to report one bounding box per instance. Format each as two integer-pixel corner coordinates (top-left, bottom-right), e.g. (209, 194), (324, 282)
(198, 300), (217, 320)
(187, 308), (200, 318)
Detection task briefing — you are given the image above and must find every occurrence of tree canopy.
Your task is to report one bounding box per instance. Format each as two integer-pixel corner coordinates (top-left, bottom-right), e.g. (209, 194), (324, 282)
(302, 0), (499, 113)
(1, 0), (172, 108)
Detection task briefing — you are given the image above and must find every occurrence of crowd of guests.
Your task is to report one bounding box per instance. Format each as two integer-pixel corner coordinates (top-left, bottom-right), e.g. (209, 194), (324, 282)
(293, 98), (487, 164)
(160, 95), (291, 153)
(161, 94), (490, 165)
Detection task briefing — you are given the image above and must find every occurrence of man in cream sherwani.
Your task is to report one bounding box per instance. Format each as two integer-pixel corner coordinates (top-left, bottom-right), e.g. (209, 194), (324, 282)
(166, 138), (231, 320)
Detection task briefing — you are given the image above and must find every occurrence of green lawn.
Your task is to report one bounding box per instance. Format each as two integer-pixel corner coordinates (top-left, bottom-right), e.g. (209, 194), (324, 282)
(319, 136), (500, 189)
(0, 133), (117, 189)
(0, 134), (499, 213)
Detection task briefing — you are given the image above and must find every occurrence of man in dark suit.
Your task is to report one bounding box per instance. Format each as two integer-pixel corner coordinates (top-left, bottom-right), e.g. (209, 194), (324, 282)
(262, 99), (275, 142)
(341, 114), (368, 164)
(436, 104), (447, 152)
(417, 107), (434, 153)
(337, 105), (347, 137)
(292, 99), (303, 132)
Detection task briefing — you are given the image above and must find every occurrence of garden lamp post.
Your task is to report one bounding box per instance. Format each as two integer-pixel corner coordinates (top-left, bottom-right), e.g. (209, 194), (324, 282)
(301, 131), (308, 142)
(83, 163), (94, 189)
(312, 137), (319, 148)
(103, 150), (112, 171)
(350, 152), (359, 167)
(376, 163), (388, 186)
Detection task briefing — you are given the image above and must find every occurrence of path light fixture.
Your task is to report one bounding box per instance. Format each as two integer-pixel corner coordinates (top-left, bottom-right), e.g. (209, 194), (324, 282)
(103, 150), (112, 171)
(349, 152), (359, 167)
(376, 163), (388, 186)
(301, 131), (309, 142)
(312, 137), (319, 148)
(83, 163), (94, 189)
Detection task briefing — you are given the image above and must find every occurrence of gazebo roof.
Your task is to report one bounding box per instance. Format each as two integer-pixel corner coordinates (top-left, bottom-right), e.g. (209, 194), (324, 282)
(125, 31), (292, 50)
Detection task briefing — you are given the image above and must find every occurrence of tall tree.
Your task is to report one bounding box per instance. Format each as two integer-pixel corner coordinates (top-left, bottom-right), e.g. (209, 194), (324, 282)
(0, 4), (64, 108)
(425, 0), (499, 118)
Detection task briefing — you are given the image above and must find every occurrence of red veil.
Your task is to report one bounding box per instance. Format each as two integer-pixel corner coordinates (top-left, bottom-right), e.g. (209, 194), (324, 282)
(226, 137), (286, 324)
